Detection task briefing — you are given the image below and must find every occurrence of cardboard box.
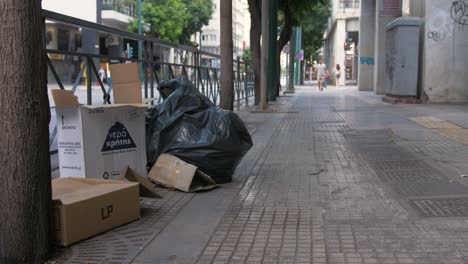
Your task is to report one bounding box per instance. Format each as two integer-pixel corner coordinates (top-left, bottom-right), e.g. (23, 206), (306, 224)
(109, 63), (142, 104)
(52, 178), (140, 246)
(52, 89), (148, 179)
(109, 63), (156, 104)
(148, 154), (217, 192)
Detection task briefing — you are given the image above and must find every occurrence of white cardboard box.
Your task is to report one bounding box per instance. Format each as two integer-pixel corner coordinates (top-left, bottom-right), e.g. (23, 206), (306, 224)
(52, 89), (147, 179)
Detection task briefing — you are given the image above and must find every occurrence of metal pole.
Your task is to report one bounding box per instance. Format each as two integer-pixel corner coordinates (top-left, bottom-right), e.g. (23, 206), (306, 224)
(295, 26), (302, 85)
(287, 27), (296, 93)
(237, 57), (241, 110)
(137, 0), (143, 79)
(245, 67), (249, 106)
(87, 57), (92, 105)
(199, 31), (202, 52)
(259, 0), (269, 109)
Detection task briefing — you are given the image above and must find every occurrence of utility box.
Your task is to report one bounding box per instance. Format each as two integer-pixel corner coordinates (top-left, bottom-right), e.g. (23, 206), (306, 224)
(384, 17), (422, 97)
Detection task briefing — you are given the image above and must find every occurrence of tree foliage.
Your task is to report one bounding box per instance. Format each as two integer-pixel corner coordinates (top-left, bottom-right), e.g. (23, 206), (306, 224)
(277, 0), (328, 52)
(302, 2), (329, 59)
(179, 0), (213, 44)
(128, 0), (212, 45)
(272, 0), (327, 91)
(242, 48), (252, 65)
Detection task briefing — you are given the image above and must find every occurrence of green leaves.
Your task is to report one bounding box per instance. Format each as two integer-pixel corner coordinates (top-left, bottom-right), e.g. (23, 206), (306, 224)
(277, 0), (328, 58)
(301, 1), (329, 58)
(128, 0), (212, 44)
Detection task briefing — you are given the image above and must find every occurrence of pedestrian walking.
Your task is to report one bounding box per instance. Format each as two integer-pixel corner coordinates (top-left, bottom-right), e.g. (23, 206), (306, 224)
(315, 59), (329, 91)
(335, 64), (341, 86)
(105, 63), (112, 89)
(98, 66), (106, 84)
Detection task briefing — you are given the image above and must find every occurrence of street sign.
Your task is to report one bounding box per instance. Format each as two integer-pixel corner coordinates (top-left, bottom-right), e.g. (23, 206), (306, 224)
(296, 49), (304, 60)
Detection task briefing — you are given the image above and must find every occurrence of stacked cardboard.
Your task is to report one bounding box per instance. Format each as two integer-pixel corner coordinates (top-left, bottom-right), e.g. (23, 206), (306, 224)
(50, 64), (219, 247)
(52, 63), (150, 180)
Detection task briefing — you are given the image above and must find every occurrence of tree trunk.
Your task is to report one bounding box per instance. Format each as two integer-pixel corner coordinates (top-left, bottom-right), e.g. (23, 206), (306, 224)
(248, 0), (261, 105)
(0, 0), (52, 263)
(276, 5), (293, 96)
(220, 0), (233, 110)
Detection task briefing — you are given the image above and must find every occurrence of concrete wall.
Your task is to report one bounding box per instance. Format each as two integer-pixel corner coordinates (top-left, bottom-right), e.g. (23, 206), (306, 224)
(423, 0), (468, 102)
(347, 19), (360, 32)
(334, 19), (347, 85)
(358, 0), (376, 91)
(323, 19), (347, 86)
(323, 24), (335, 77)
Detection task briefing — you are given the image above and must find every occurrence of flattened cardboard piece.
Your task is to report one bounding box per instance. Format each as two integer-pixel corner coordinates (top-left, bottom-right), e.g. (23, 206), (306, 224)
(119, 166), (162, 198)
(148, 154), (217, 192)
(51, 89), (80, 107)
(52, 178), (140, 247)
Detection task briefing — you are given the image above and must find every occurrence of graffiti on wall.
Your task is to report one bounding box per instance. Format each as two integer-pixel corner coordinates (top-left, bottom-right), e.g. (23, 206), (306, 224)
(427, 31), (446, 41)
(360, 57), (374, 65)
(451, 0), (468, 30)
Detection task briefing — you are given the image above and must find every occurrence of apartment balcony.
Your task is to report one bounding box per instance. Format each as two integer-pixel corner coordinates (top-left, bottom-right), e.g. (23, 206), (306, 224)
(101, 0), (135, 30)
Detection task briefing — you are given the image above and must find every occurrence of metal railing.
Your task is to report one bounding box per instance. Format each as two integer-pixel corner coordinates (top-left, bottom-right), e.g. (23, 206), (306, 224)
(339, 0), (360, 9)
(102, 0), (136, 17)
(43, 10), (255, 153)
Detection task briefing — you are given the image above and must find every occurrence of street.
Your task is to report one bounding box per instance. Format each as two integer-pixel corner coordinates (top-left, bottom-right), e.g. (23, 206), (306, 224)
(50, 84), (468, 264)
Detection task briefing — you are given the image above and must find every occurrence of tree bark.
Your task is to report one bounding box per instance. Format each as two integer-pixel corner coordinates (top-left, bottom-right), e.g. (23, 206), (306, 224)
(220, 0), (233, 110)
(248, 0), (261, 105)
(276, 4), (293, 96)
(0, 0), (52, 263)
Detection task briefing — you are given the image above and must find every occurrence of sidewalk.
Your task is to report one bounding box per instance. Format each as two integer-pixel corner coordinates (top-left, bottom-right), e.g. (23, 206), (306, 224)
(50, 85), (468, 264)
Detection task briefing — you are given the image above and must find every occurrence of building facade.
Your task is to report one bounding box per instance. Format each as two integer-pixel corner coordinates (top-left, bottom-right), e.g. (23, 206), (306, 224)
(43, 0), (136, 83)
(323, 0), (360, 85)
(200, 0), (251, 65)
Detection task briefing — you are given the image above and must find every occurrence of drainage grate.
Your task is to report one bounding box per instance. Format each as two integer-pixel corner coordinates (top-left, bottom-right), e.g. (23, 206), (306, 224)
(367, 160), (428, 171)
(359, 151), (416, 162)
(409, 197), (468, 217)
(375, 169), (444, 183)
(393, 180), (468, 197)
(332, 106), (394, 113)
(312, 120), (347, 124)
(60, 227), (158, 264)
(313, 123), (349, 132)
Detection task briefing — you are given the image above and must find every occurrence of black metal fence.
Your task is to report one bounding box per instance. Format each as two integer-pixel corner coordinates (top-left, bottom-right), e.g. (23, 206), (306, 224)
(43, 10), (255, 153)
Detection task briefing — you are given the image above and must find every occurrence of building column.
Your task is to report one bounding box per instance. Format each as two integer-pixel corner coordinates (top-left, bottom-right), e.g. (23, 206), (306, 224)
(333, 19), (346, 86)
(374, 0), (401, 94)
(358, 0), (376, 91)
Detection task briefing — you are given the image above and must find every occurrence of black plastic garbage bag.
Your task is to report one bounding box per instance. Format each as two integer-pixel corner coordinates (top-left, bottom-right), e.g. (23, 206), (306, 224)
(146, 76), (253, 183)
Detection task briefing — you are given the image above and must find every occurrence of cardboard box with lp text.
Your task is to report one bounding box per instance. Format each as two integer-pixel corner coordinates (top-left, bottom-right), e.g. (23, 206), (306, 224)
(52, 178), (140, 246)
(52, 89), (147, 179)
